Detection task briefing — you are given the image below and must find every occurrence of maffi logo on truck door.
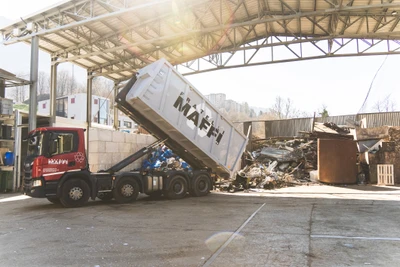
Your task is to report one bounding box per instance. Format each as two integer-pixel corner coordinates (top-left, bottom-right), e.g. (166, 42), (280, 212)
(48, 159), (68, 165)
(173, 92), (225, 145)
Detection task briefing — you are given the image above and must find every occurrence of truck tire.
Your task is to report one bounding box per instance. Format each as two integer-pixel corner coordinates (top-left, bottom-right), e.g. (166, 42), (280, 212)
(46, 197), (61, 204)
(97, 192), (113, 201)
(60, 178), (90, 208)
(113, 178), (139, 204)
(190, 174), (211, 197)
(166, 175), (187, 199)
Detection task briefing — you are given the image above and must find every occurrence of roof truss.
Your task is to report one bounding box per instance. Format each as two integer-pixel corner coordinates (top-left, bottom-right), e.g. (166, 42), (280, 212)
(1, 0), (400, 81)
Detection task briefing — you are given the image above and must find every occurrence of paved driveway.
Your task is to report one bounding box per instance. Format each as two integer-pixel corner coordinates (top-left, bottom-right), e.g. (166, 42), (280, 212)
(1, 185), (400, 267)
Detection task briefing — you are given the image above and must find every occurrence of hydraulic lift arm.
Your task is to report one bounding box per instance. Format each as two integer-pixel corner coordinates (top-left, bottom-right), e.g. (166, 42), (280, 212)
(104, 138), (167, 174)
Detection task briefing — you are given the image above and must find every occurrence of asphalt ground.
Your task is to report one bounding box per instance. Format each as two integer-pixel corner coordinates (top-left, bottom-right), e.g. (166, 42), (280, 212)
(1, 184), (400, 267)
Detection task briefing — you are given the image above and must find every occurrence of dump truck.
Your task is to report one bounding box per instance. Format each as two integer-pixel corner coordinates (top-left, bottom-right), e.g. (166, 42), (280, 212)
(23, 58), (248, 207)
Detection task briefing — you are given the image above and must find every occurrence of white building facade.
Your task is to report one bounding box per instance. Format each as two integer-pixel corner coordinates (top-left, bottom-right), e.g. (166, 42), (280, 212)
(38, 93), (137, 130)
(205, 93), (226, 108)
(224, 99), (242, 113)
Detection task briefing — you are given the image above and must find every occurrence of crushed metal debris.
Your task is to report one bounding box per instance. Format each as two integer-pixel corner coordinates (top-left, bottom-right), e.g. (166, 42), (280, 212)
(216, 137), (319, 192)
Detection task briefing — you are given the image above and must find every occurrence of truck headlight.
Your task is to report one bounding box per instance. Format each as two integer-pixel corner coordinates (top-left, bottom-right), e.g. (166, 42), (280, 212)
(32, 180), (42, 187)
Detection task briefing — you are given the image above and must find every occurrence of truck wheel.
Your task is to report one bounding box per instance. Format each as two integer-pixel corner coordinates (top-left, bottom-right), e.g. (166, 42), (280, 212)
(60, 179), (90, 208)
(166, 175), (187, 199)
(46, 197), (61, 204)
(190, 174), (211, 197)
(113, 178), (139, 204)
(97, 192), (113, 201)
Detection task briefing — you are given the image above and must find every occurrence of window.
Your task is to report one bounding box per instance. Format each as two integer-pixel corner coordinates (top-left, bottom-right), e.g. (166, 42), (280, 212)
(123, 121), (132, 128)
(42, 103), (46, 109)
(71, 98), (75, 104)
(49, 132), (78, 156)
(94, 98), (98, 105)
(98, 98), (108, 125)
(56, 98), (68, 118)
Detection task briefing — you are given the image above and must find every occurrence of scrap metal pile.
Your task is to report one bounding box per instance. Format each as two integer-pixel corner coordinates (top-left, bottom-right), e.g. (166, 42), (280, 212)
(216, 122), (356, 192)
(218, 138), (318, 192)
(142, 145), (192, 171)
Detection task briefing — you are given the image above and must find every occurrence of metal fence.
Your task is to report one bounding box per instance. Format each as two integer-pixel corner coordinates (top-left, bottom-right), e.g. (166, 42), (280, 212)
(262, 111), (400, 138)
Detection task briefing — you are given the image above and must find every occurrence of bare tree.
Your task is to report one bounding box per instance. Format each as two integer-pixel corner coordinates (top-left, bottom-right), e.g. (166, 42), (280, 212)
(270, 96), (302, 119)
(57, 70), (77, 96)
(223, 110), (250, 123)
(10, 85), (29, 103)
(319, 104), (329, 119)
(92, 77), (114, 98)
(75, 83), (87, 94)
(5, 72), (29, 103)
(372, 95), (396, 112)
(249, 108), (256, 118)
(38, 71), (50, 96)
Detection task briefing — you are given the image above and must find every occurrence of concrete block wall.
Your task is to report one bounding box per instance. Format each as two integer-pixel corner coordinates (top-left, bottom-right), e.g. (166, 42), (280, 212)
(88, 127), (156, 172)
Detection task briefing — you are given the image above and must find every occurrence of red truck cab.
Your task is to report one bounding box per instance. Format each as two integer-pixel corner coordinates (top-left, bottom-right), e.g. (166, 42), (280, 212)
(24, 127), (89, 203)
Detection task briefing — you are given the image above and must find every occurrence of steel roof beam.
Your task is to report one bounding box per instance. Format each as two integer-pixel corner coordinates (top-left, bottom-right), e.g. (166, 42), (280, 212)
(4, 2), (399, 46)
(1, 0), (213, 45)
(179, 41), (400, 75)
(1, 0), (174, 44)
(50, 4), (400, 64)
(90, 34), (400, 78)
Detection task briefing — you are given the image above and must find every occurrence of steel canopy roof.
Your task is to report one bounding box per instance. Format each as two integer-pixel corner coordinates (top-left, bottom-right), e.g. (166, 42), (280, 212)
(0, 68), (31, 87)
(1, 0), (400, 81)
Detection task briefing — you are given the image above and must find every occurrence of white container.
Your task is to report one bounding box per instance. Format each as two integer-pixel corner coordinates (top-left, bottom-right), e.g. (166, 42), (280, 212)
(118, 58), (248, 177)
(309, 170), (319, 182)
(0, 97), (13, 115)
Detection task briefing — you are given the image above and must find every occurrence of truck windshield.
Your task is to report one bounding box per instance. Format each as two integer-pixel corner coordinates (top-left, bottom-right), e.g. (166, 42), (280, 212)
(27, 133), (44, 157)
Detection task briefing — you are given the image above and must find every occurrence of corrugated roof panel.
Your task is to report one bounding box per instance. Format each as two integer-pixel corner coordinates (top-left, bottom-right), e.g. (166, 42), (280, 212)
(189, 4), (216, 29)
(103, 17), (133, 32)
(376, 22), (396, 35)
(90, 56), (108, 64)
(46, 33), (75, 47)
(84, 21), (113, 36)
(118, 12), (147, 26)
(121, 70), (135, 77)
(300, 19), (315, 35)
(40, 42), (61, 53)
(76, 58), (98, 68)
(253, 23), (267, 36)
(344, 17), (363, 35)
(299, 1), (317, 11)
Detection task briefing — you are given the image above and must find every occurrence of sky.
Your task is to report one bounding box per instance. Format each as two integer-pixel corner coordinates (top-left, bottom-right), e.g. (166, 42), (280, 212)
(0, 0), (399, 117)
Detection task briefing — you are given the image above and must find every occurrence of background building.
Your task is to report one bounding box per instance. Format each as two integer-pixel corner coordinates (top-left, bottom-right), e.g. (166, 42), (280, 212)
(205, 93), (226, 108)
(38, 93), (137, 130)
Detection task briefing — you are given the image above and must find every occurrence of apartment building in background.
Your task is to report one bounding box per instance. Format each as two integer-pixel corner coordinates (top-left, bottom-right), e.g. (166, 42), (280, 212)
(38, 93), (137, 131)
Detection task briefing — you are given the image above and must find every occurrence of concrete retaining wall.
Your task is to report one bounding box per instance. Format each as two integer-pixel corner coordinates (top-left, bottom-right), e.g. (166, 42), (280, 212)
(54, 118), (156, 172)
(88, 127), (156, 172)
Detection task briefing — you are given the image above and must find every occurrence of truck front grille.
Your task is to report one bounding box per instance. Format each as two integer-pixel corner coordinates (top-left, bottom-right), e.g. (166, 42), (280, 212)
(24, 165), (32, 192)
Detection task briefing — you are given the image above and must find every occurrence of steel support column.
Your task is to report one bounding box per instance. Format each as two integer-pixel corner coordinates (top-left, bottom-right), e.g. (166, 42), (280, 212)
(113, 82), (119, 130)
(13, 109), (22, 191)
(0, 78), (5, 98)
(28, 35), (39, 131)
(49, 60), (58, 126)
(86, 72), (93, 158)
